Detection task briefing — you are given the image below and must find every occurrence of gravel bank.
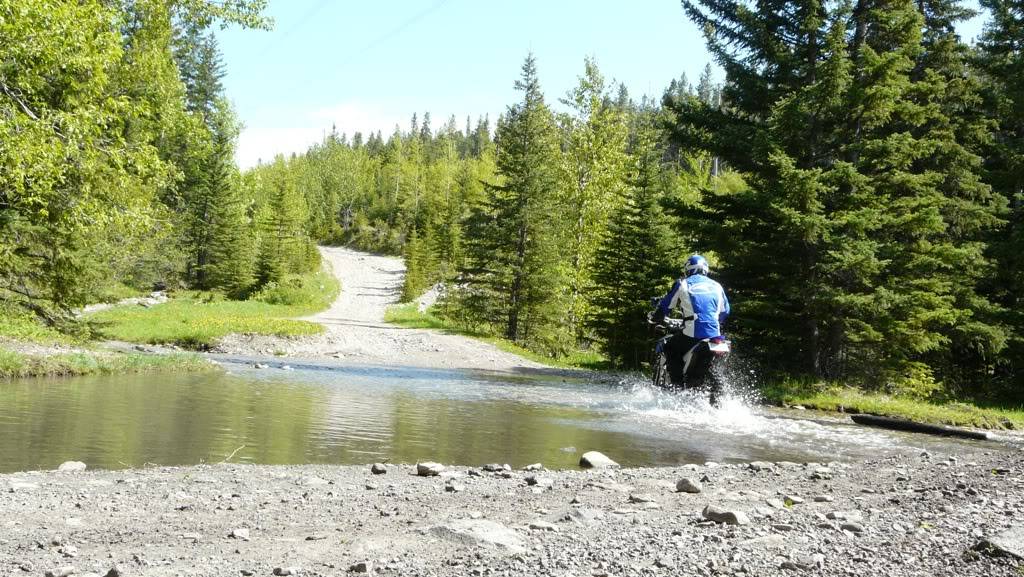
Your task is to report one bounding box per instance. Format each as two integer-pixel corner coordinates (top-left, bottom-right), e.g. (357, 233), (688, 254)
(214, 247), (553, 373)
(2, 450), (1021, 577)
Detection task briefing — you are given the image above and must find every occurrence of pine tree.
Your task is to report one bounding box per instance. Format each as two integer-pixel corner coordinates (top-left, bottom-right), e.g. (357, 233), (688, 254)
(256, 162), (307, 286)
(977, 0), (1024, 396)
(462, 54), (567, 351)
(671, 0), (1005, 392)
(902, 0), (1009, 390)
(203, 100), (255, 296)
(401, 228), (431, 302)
(590, 112), (678, 368)
(696, 63), (716, 104)
(172, 22), (224, 121)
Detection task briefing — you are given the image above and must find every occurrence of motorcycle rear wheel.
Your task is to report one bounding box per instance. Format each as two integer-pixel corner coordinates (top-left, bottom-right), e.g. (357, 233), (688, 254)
(706, 366), (723, 407)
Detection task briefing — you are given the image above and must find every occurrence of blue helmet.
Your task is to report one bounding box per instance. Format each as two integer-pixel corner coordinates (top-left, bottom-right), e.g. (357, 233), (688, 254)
(684, 254), (709, 277)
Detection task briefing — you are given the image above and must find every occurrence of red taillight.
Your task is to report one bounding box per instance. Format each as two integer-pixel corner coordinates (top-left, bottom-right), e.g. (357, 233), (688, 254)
(711, 337), (723, 344)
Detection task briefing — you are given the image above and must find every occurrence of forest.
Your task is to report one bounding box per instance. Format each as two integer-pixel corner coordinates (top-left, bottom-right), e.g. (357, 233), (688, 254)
(2, 0), (1023, 405)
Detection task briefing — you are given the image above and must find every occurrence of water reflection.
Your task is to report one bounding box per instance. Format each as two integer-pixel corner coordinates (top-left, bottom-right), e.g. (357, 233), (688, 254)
(0, 360), (1002, 473)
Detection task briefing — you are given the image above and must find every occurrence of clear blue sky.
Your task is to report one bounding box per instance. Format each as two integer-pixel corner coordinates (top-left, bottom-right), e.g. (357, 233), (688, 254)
(216, 0), (987, 169)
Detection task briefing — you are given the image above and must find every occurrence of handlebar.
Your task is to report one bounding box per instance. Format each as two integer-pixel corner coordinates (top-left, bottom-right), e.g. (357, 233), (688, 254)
(647, 312), (687, 333)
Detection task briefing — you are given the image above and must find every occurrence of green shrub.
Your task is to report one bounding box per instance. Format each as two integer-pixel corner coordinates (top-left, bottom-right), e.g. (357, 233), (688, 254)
(250, 270), (338, 310)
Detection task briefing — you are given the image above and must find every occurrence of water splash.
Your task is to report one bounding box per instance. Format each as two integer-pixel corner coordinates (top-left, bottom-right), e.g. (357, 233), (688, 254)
(608, 362), (923, 462)
(614, 378), (765, 434)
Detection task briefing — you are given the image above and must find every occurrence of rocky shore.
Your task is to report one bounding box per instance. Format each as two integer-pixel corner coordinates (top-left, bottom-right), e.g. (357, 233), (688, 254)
(2, 450), (1021, 577)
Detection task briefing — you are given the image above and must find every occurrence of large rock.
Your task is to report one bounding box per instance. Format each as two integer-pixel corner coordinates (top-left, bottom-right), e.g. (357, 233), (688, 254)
(702, 505), (751, 526)
(428, 519), (525, 554)
(579, 451), (619, 469)
(975, 526), (1024, 559)
(676, 478), (703, 493)
(416, 462), (445, 476)
(370, 463), (387, 475)
(57, 461), (87, 472)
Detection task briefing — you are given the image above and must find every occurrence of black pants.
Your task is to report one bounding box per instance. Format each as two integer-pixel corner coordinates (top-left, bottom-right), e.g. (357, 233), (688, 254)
(662, 334), (702, 386)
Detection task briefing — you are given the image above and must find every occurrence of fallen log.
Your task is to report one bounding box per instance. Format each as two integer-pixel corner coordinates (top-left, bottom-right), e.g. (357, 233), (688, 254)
(850, 414), (989, 440)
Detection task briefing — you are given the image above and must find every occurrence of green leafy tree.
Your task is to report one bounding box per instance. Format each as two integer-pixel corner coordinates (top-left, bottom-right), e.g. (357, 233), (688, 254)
(0, 0), (171, 325)
(558, 57), (629, 343)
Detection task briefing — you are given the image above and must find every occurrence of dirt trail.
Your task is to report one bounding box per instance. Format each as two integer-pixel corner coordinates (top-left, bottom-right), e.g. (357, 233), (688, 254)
(216, 247), (552, 372)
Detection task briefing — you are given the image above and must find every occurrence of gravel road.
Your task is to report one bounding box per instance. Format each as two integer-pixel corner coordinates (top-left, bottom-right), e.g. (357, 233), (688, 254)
(215, 247), (551, 372)
(3, 450), (1021, 577)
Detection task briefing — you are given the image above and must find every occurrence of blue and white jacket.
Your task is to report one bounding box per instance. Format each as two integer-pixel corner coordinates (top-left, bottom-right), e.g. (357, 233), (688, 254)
(656, 274), (730, 339)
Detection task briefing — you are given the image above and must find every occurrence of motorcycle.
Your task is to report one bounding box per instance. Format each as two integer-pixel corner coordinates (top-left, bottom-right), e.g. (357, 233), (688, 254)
(647, 298), (731, 405)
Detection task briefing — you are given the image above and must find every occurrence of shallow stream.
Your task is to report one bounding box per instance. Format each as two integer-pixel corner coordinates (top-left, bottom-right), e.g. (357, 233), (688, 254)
(0, 357), (1006, 473)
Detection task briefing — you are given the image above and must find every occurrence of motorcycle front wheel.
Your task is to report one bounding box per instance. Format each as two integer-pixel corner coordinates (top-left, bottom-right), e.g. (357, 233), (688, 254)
(651, 349), (669, 388)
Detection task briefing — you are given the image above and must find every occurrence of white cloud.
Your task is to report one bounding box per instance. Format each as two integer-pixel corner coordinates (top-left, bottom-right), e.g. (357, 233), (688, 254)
(235, 101), (405, 169)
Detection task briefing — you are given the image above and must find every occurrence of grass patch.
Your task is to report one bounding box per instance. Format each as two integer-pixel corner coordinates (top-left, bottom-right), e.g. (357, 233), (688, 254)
(89, 270), (340, 349)
(383, 303), (450, 330)
(762, 380), (1024, 430)
(384, 303), (608, 370)
(0, 307), (73, 345)
(0, 348), (212, 379)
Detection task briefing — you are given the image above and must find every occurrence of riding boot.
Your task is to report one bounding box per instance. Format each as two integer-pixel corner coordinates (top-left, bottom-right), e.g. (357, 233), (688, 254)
(663, 335), (687, 386)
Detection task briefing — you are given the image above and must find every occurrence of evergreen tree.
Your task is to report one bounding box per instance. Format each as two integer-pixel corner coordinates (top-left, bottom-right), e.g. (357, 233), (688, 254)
(672, 0), (1005, 393)
(905, 0), (1009, 391)
(462, 54), (567, 350)
(977, 0), (1024, 396)
(401, 228), (432, 302)
(202, 100), (255, 296)
(256, 161), (308, 286)
(696, 63), (716, 104)
(172, 22), (224, 120)
(590, 112), (678, 368)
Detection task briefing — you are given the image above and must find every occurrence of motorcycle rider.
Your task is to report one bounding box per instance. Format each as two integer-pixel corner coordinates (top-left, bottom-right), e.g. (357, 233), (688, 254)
(651, 254), (730, 387)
